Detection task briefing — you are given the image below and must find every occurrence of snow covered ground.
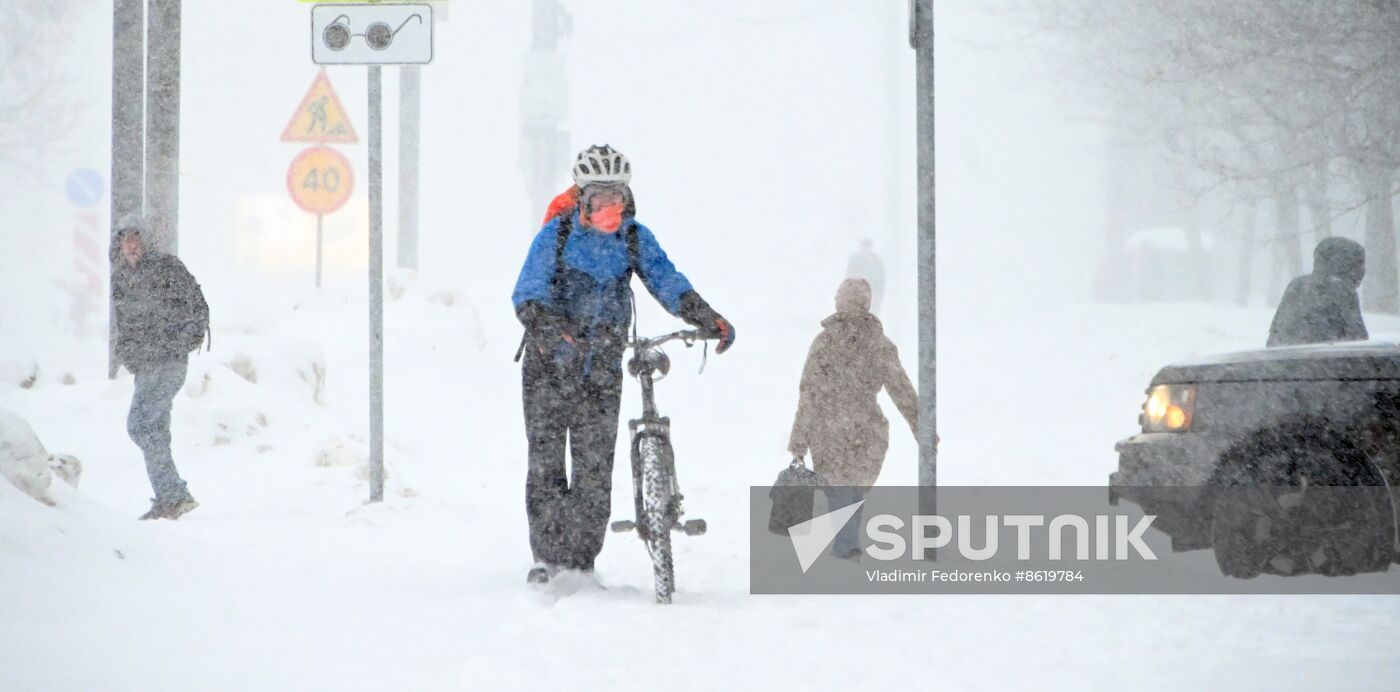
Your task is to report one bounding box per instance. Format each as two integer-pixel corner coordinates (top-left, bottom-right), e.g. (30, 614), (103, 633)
(4, 289), (1400, 691)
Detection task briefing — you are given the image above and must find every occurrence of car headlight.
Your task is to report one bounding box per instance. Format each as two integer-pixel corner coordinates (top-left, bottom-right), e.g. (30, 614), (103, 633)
(1142, 384), (1195, 432)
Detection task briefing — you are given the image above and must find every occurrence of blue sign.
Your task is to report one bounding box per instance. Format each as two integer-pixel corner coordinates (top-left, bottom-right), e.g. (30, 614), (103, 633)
(64, 168), (104, 208)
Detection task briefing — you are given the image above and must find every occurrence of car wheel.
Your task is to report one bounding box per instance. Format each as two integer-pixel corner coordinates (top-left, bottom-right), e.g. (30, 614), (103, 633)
(1210, 430), (1394, 579)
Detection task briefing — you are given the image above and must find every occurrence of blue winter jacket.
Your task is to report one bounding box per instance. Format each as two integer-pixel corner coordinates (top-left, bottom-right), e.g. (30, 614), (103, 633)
(512, 213), (694, 333)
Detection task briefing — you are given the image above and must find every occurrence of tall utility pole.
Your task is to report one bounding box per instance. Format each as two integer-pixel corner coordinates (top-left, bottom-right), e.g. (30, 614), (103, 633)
(110, 0), (145, 379)
(396, 1), (449, 269)
(368, 66), (386, 504)
(397, 65), (421, 269)
(912, 0), (936, 498)
(520, 0), (570, 220)
(145, 0), (180, 255)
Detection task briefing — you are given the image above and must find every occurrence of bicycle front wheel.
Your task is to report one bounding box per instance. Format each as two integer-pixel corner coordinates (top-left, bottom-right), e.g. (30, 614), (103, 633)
(638, 434), (677, 604)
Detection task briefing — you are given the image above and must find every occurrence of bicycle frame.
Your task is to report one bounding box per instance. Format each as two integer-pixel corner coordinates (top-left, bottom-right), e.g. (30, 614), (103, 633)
(625, 330), (698, 534)
(612, 329), (708, 602)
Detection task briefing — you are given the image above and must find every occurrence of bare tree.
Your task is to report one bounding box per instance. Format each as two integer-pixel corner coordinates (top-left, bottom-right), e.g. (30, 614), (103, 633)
(1012, 0), (1400, 311)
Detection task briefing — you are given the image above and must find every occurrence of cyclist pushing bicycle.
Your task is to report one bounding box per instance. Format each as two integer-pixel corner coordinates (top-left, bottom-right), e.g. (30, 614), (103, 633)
(511, 145), (735, 586)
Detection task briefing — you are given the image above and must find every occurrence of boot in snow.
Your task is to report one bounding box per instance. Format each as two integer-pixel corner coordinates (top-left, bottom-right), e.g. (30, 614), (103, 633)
(165, 496), (199, 520)
(139, 495), (199, 521)
(138, 499), (165, 521)
(527, 563), (555, 584)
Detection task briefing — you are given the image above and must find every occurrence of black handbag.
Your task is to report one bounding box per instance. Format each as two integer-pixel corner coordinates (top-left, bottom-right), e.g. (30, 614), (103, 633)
(768, 457), (819, 535)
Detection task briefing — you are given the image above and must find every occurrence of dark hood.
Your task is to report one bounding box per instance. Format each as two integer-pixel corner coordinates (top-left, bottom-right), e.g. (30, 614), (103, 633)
(1314, 237), (1365, 288)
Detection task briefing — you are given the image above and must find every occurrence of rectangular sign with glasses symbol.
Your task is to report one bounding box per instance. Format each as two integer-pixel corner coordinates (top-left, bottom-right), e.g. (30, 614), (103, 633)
(751, 485), (1400, 594)
(312, 3), (433, 65)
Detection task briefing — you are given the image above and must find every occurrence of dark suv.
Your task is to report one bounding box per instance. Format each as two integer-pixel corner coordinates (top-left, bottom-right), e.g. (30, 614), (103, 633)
(1111, 342), (1400, 578)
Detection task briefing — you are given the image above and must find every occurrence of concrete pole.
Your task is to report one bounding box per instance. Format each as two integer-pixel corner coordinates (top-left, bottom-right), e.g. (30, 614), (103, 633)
(145, 0), (180, 255)
(110, 0), (144, 379)
(913, 0), (937, 503)
(521, 0), (569, 221)
(397, 65), (420, 269)
(368, 66), (386, 503)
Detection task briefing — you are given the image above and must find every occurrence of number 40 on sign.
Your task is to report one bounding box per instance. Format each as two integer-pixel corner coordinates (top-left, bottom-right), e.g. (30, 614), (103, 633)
(287, 146), (354, 215)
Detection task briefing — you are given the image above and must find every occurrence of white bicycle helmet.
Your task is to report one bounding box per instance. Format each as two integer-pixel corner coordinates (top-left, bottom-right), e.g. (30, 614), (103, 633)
(572, 144), (632, 187)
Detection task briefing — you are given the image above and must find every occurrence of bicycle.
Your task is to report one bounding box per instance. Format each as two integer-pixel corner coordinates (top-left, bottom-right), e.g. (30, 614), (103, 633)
(609, 329), (711, 604)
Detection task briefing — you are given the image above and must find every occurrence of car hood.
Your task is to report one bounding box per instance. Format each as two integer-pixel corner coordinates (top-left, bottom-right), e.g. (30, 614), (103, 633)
(1151, 341), (1400, 385)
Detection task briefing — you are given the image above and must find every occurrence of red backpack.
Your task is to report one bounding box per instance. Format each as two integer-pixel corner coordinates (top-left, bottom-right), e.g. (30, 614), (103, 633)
(541, 186), (582, 226)
(541, 185), (636, 226)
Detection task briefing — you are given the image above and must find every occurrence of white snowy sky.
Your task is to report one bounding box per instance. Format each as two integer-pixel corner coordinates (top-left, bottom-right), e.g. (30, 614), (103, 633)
(1, 0), (1105, 350)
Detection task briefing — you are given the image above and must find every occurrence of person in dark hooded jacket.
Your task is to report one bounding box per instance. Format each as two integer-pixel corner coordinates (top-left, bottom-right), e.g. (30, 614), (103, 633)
(788, 277), (917, 559)
(113, 215), (208, 520)
(1267, 237), (1368, 347)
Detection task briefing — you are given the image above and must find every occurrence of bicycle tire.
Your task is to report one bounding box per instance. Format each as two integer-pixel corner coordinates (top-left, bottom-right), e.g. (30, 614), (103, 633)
(638, 434), (677, 604)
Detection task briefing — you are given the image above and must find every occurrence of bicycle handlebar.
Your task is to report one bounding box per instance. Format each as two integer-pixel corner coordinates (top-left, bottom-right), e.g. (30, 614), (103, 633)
(626, 329), (708, 350)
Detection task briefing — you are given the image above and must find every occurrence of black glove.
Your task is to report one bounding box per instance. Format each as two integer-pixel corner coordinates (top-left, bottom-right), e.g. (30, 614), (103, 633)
(516, 301), (573, 355)
(678, 291), (735, 354)
(517, 301), (565, 332)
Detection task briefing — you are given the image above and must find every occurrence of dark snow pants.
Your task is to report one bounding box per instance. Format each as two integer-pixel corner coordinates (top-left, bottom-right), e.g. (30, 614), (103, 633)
(128, 359), (192, 505)
(522, 342), (624, 570)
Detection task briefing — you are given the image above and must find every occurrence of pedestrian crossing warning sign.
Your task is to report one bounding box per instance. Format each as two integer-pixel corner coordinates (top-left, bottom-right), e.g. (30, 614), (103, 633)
(281, 69), (358, 144)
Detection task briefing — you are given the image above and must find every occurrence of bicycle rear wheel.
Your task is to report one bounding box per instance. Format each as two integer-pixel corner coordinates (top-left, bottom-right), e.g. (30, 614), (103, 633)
(637, 434), (677, 603)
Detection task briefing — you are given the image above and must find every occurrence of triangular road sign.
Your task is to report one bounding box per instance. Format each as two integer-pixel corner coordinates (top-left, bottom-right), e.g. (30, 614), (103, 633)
(281, 68), (358, 144)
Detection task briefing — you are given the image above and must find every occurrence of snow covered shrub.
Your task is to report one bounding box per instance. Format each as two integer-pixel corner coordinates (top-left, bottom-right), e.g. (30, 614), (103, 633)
(228, 353), (259, 383)
(49, 453), (81, 487)
(186, 337), (326, 406)
(0, 356), (39, 389)
(313, 436), (386, 482)
(0, 407), (55, 506)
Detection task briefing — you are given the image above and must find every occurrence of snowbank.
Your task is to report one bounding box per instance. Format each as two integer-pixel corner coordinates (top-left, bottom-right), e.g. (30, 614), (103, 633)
(0, 407), (81, 506)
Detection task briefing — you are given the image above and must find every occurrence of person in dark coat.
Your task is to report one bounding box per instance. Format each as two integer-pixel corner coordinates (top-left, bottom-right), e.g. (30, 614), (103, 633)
(512, 145), (735, 584)
(1268, 237), (1368, 347)
(113, 215), (208, 520)
(788, 277), (918, 559)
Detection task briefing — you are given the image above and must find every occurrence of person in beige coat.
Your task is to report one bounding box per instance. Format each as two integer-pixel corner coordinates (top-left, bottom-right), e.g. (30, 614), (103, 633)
(788, 277), (918, 558)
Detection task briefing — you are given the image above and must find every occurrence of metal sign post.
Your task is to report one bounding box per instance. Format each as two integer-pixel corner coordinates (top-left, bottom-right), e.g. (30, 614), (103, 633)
(912, 0), (937, 524)
(368, 65), (385, 503)
(310, 2), (433, 504)
(316, 215), (325, 288)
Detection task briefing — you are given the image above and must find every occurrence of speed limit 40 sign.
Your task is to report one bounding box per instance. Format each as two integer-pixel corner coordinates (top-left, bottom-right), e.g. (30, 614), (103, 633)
(287, 146), (354, 215)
